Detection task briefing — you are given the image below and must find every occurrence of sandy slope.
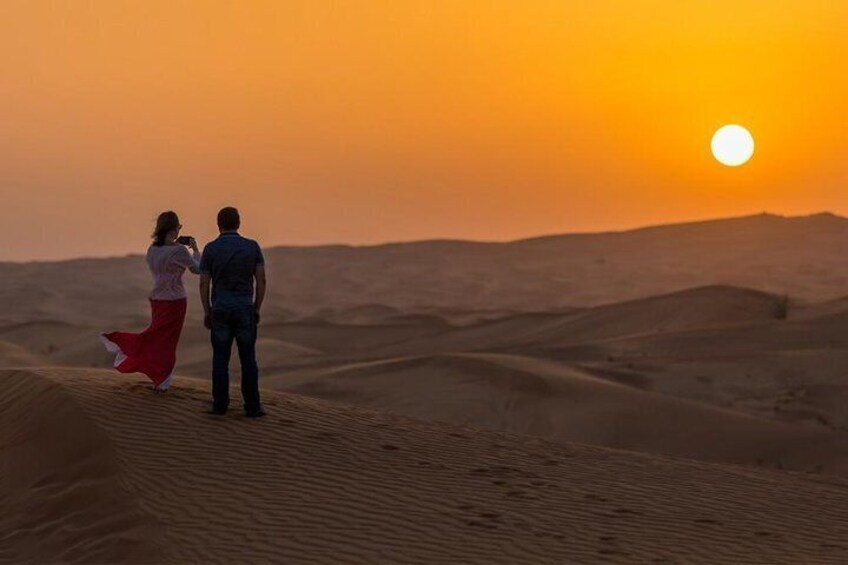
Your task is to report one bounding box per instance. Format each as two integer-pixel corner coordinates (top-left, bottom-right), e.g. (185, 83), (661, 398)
(3, 368), (848, 564)
(281, 352), (848, 474)
(363, 285), (784, 357)
(0, 370), (159, 563)
(0, 341), (45, 367)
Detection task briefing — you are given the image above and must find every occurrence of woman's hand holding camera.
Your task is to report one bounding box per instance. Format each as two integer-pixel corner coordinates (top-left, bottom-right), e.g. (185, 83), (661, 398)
(178, 235), (199, 253)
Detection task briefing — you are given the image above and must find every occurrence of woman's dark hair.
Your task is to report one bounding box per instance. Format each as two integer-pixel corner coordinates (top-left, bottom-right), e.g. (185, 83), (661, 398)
(152, 211), (180, 246)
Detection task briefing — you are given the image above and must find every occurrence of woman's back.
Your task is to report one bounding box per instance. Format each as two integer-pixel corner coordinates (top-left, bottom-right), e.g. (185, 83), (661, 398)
(147, 244), (201, 300)
(101, 210), (199, 392)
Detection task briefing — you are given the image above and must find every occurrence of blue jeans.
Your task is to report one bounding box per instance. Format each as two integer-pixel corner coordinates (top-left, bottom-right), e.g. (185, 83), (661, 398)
(211, 306), (260, 413)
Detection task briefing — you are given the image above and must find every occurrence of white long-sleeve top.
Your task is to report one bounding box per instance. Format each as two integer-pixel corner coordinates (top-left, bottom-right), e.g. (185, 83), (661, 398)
(146, 244), (202, 301)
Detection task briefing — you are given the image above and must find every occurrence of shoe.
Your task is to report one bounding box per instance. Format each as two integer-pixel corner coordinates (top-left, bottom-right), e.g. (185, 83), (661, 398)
(207, 407), (227, 416)
(245, 409), (267, 418)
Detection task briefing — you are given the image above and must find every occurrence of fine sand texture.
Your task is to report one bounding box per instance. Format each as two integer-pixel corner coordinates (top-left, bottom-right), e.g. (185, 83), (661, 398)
(3, 368), (848, 564)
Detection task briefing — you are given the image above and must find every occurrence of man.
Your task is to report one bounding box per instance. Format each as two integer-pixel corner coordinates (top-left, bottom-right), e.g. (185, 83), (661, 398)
(199, 207), (267, 417)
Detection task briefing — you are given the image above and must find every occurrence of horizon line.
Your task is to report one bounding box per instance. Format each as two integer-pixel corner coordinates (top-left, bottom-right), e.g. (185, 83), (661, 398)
(2, 210), (842, 265)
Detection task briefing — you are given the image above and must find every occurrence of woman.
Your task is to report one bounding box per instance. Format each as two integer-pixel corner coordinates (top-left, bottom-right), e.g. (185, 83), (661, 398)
(100, 211), (201, 391)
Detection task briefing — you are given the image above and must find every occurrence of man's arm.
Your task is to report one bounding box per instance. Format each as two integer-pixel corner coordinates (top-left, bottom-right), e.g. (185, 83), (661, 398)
(253, 242), (266, 323)
(254, 265), (266, 322)
(200, 273), (212, 329)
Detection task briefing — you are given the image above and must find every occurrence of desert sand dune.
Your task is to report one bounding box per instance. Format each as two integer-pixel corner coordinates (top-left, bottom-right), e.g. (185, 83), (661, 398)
(0, 370), (160, 564)
(359, 312), (578, 357)
(280, 352), (848, 474)
(0, 320), (106, 367)
(540, 308), (848, 431)
(574, 352), (848, 434)
(259, 318), (450, 354)
(10, 269), (832, 478)
(0, 320), (91, 354)
(786, 296), (848, 321)
(5, 212), (848, 559)
(5, 213), (848, 321)
(0, 256), (151, 324)
(3, 368), (848, 564)
(306, 303), (405, 325)
(177, 335), (323, 378)
(367, 285), (783, 358)
(0, 341), (45, 366)
(521, 285), (785, 346)
(257, 211), (848, 312)
(2, 273), (846, 479)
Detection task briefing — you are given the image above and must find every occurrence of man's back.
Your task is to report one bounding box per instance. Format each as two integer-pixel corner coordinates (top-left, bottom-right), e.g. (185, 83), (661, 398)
(200, 208), (267, 417)
(200, 233), (265, 310)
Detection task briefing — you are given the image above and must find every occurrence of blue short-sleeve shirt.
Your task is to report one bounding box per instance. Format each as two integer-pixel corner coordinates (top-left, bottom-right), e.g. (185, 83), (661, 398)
(200, 232), (265, 310)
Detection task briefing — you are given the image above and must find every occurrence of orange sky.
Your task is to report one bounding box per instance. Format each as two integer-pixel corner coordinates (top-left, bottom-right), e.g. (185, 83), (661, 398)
(1, 0), (847, 260)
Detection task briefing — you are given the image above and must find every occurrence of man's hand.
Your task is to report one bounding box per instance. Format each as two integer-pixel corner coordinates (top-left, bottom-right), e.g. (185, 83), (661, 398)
(254, 307), (261, 326)
(204, 311), (213, 330)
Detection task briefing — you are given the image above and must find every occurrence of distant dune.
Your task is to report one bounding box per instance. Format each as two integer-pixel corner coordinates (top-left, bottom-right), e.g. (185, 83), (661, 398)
(0, 340), (45, 367)
(257, 211), (848, 313)
(3, 369), (848, 564)
(283, 352), (848, 474)
(3, 212), (848, 323)
(360, 285), (785, 357)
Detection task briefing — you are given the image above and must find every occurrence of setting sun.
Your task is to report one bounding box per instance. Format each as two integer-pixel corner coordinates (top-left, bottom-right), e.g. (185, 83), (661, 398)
(711, 125), (755, 167)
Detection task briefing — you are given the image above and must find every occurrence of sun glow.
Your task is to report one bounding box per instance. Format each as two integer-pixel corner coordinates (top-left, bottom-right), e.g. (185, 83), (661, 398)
(1, 2), (847, 260)
(711, 125), (755, 167)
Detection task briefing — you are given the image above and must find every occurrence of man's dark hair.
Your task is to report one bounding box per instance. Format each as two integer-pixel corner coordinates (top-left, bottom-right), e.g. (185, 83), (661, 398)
(217, 207), (241, 231)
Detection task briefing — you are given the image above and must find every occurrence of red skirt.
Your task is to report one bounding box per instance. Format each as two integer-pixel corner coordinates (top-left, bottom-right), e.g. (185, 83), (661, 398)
(100, 298), (187, 390)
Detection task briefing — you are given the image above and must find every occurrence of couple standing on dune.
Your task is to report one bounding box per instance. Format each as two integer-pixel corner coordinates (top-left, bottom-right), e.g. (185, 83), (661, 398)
(100, 207), (267, 418)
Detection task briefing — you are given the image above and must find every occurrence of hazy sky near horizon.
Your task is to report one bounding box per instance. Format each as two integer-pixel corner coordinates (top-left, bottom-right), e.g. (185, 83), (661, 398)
(1, 1), (847, 260)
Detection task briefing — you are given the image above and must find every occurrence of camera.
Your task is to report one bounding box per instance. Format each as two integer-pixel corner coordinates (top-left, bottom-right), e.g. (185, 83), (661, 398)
(177, 236), (194, 245)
